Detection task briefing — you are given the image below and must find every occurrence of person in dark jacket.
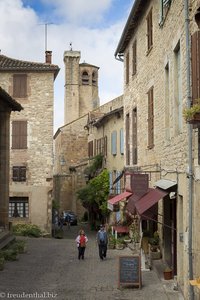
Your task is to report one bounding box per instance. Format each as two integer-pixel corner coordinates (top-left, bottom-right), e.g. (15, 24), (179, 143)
(96, 224), (108, 260)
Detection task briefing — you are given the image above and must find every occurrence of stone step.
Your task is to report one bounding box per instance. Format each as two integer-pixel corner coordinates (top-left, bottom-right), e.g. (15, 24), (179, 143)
(0, 231), (15, 250)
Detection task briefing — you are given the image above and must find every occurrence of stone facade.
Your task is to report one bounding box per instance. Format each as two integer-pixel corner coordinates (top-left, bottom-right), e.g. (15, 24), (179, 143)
(0, 53), (59, 233)
(115, 0), (200, 299)
(0, 87), (22, 229)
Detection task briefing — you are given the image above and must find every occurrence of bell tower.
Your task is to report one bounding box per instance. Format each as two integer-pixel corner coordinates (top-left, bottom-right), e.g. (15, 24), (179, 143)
(63, 49), (100, 125)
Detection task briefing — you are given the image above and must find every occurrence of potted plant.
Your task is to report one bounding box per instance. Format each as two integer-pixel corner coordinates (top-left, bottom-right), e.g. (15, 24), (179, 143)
(183, 99), (200, 123)
(108, 234), (116, 249)
(115, 237), (125, 250)
(163, 266), (173, 280)
(123, 235), (132, 244)
(148, 231), (161, 260)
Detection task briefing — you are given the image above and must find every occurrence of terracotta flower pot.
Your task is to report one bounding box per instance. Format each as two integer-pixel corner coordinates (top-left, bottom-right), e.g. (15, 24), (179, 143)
(163, 269), (172, 280)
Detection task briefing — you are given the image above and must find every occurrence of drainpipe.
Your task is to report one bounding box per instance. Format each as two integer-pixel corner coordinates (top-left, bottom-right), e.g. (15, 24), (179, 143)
(184, 0), (194, 299)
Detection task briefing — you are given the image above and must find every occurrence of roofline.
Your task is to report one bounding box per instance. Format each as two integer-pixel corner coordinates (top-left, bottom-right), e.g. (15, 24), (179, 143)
(114, 0), (144, 58)
(0, 87), (23, 111)
(93, 106), (123, 128)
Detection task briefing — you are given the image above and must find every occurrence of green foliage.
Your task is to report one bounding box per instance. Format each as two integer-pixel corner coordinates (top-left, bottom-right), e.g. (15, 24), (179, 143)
(183, 98), (200, 121)
(11, 240), (27, 253)
(54, 229), (63, 239)
(52, 200), (60, 210)
(84, 154), (103, 179)
(77, 169), (109, 216)
(12, 224), (42, 237)
(1, 249), (18, 261)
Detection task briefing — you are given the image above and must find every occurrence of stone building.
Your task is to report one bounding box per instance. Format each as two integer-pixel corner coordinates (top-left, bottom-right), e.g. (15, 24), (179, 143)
(0, 51), (59, 233)
(0, 87), (22, 229)
(115, 0), (200, 299)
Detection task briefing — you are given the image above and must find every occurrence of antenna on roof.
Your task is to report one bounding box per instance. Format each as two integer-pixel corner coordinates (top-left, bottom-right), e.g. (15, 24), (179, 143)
(39, 22), (53, 51)
(70, 42), (73, 51)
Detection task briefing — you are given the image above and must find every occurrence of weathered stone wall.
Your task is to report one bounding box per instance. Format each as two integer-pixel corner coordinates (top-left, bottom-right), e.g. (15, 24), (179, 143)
(0, 72), (54, 233)
(122, 0), (200, 298)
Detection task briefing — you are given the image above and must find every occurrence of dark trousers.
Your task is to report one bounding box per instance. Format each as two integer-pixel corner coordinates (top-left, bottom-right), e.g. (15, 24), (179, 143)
(98, 242), (107, 259)
(78, 246), (85, 259)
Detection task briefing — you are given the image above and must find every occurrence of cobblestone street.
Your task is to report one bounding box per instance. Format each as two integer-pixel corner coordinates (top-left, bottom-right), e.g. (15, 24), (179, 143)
(0, 224), (184, 300)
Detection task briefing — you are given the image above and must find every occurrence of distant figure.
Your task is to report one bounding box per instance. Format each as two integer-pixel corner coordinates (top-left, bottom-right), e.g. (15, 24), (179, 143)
(59, 212), (64, 230)
(96, 224), (108, 260)
(65, 214), (71, 229)
(75, 229), (88, 260)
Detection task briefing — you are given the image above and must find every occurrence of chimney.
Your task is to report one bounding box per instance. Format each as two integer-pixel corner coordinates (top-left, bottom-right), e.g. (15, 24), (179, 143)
(45, 51), (52, 64)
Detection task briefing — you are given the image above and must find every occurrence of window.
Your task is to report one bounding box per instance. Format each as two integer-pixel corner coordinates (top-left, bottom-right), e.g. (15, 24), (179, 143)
(9, 197), (29, 218)
(126, 52), (129, 84)
(82, 71), (89, 85)
(132, 40), (137, 76)
(88, 141), (93, 158)
(132, 108), (137, 164)
(13, 74), (27, 98)
(111, 131), (117, 155)
(147, 9), (153, 51)
(159, 0), (171, 26)
(120, 128), (124, 155)
(94, 136), (107, 156)
(147, 87), (154, 149)
(191, 31), (200, 103)
(12, 166), (26, 182)
(174, 42), (182, 134)
(165, 63), (170, 140)
(12, 120), (27, 149)
(126, 113), (130, 165)
(92, 71), (97, 86)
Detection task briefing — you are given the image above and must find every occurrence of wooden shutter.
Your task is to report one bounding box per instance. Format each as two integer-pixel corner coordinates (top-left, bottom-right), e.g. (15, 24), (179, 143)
(20, 167), (26, 181)
(12, 121), (27, 149)
(13, 74), (27, 98)
(132, 108), (137, 164)
(191, 31), (200, 103)
(111, 131), (117, 155)
(109, 172), (113, 194)
(126, 52), (129, 84)
(104, 136), (107, 156)
(132, 40), (137, 75)
(126, 114), (130, 165)
(147, 9), (153, 50)
(88, 141), (93, 158)
(148, 88), (154, 148)
(120, 128), (124, 154)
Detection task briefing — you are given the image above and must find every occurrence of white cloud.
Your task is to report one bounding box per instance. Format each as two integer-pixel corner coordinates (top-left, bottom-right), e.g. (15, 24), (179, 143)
(42, 0), (112, 24)
(0, 0), (125, 132)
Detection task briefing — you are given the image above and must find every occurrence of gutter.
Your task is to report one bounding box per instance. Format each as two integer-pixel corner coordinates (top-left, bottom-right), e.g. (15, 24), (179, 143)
(184, 0), (194, 299)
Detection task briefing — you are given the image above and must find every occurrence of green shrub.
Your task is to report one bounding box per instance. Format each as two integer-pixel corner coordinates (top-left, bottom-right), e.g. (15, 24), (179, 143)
(12, 224), (42, 237)
(11, 240), (27, 253)
(54, 229), (63, 239)
(2, 249), (19, 261)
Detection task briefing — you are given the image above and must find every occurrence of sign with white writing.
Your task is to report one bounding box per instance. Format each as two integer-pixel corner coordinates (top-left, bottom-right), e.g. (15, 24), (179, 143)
(118, 256), (141, 288)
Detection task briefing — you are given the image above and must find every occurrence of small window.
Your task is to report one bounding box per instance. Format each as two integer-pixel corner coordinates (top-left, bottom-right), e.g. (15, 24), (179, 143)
(12, 166), (26, 182)
(159, 0), (171, 26)
(82, 71), (89, 85)
(147, 9), (153, 51)
(12, 120), (27, 149)
(9, 197), (29, 218)
(13, 74), (27, 98)
(92, 71), (97, 86)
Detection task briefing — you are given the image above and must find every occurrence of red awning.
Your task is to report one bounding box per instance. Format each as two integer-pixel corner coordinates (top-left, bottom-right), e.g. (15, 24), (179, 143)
(134, 188), (168, 215)
(108, 191), (132, 205)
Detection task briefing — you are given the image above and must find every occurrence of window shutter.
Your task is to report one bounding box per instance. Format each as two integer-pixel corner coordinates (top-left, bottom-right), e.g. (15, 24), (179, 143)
(12, 121), (27, 149)
(147, 9), (153, 50)
(148, 88), (154, 148)
(13, 74), (27, 98)
(109, 172), (113, 194)
(13, 167), (19, 181)
(111, 131), (117, 155)
(132, 108), (137, 164)
(20, 167), (26, 181)
(120, 128), (124, 154)
(126, 52), (129, 84)
(116, 171), (121, 194)
(191, 31), (200, 103)
(104, 136), (107, 156)
(132, 40), (137, 75)
(126, 114), (130, 165)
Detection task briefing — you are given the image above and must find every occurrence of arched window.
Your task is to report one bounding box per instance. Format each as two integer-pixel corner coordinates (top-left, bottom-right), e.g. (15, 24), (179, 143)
(92, 71), (97, 85)
(82, 71), (89, 85)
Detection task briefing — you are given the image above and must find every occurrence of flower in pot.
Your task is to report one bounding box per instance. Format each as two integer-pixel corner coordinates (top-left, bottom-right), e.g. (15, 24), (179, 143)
(115, 237), (125, 250)
(163, 267), (173, 280)
(124, 235), (132, 243)
(183, 98), (200, 123)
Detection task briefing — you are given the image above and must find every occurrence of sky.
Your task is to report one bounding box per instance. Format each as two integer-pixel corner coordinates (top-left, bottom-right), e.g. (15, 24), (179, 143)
(0, 0), (133, 132)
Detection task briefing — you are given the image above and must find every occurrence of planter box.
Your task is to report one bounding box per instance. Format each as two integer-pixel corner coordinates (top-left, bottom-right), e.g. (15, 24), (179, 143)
(149, 248), (161, 260)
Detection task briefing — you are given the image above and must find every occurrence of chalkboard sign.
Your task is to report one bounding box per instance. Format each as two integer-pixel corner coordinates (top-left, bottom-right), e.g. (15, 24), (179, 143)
(118, 256), (141, 288)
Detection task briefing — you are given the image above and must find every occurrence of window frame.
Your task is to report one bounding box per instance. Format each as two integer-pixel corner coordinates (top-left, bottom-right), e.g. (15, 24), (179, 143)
(12, 166), (26, 182)
(12, 120), (27, 149)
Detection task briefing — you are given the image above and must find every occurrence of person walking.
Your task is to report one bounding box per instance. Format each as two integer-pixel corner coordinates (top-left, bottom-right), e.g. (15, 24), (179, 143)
(96, 224), (108, 260)
(65, 213), (71, 229)
(75, 229), (88, 260)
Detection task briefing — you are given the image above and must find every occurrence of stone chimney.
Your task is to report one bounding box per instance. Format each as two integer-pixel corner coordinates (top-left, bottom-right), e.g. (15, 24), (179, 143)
(45, 51), (52, 64)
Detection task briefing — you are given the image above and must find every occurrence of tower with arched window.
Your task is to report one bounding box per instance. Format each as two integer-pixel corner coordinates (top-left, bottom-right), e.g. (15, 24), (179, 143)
(63, 50), (100, 124)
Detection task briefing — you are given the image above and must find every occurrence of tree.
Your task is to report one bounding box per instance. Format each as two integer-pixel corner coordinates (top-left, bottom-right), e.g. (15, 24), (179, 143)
(77, 169), (109, 226)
